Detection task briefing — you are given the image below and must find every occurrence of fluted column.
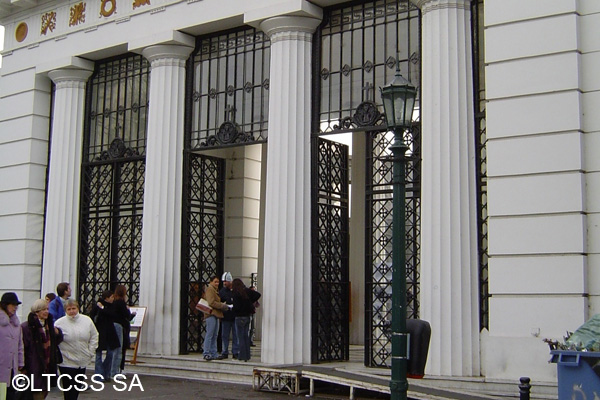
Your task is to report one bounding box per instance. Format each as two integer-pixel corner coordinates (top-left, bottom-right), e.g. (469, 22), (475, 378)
(139, 44), (193, 355)
(410, 0), (480, 376)
(41, 68), (93, 297)
(259, 16), (321, 365)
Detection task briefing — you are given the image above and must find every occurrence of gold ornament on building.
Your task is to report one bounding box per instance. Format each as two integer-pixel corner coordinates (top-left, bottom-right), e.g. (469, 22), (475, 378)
(15, 22), (28, 42)
(69, 2), (86, 26)
(100, 0), (117, 17)
(132, 0), (150, 9)
(41, 12), (57, 35)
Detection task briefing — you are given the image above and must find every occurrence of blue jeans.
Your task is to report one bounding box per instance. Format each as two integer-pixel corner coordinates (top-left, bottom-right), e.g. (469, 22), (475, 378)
(203, 316), (220, 358)
(111, 323), (123, 377)
(235, 316), (251, 361)
(95, 348), (114, 380)
(221, 319), (238, 357)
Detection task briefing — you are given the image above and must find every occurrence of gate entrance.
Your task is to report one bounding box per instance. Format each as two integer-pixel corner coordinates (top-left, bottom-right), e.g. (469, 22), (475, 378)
(180, 153), (225, 353)
(311, 137), (350, 362)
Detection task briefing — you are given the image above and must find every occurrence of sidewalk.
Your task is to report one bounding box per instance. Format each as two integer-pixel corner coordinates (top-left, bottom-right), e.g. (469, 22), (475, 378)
(42, 373), (345, 400)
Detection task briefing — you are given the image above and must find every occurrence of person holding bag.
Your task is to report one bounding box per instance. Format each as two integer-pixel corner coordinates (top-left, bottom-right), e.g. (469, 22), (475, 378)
(201, 276), (230, 361)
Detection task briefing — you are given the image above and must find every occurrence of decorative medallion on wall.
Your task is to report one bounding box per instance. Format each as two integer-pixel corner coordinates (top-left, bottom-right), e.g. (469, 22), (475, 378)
(132, 0), (151, 9)
(69, 2), (86, 26)
(41, 12), (57, 35)
(100, 0), (116, 17)
(15, 22), (28, 42)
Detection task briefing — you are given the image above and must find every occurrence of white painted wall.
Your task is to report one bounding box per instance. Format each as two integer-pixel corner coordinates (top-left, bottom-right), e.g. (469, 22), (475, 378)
(484, 0), (599, 382)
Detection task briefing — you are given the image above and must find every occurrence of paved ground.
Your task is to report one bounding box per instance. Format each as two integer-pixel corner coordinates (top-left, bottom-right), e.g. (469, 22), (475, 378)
(39, 373), (388, 399)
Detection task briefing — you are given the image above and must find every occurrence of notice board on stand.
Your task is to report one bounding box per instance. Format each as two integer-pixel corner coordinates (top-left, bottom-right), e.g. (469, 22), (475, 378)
(128, 306), (146, 365)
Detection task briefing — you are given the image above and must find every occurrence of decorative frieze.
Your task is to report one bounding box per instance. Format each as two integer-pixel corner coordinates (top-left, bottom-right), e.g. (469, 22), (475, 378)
(41, 12), (56, 35)
(69, 2), (86, 27)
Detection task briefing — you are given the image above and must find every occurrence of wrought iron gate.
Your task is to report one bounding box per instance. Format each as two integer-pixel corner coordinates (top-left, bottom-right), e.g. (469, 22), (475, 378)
(180, 152), (225, 353)
(314, 0), (421, 368)
(365, 125), (420, 367)
(311, 137), (350, 363)
(78, 54), (149, 314)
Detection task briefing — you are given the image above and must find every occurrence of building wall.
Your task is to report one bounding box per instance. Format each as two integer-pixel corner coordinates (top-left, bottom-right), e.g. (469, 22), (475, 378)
(485, 0), (599, 381)
(0, 64), (50, 312)
(3, 0), (599, 382)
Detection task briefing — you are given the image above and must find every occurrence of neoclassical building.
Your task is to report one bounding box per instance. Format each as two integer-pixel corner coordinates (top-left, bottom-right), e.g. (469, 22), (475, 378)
(1, 0), (597, 384)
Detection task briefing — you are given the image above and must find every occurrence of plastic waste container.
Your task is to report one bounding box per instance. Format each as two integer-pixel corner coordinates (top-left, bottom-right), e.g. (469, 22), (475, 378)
(406, 319), (431, 379)
(550, 350), (600, 399)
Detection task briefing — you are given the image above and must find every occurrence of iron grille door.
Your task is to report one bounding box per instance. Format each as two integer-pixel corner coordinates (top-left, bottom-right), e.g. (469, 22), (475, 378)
(311, 137), (350, 363)
(180, 152), (225, 353)
(79, 154), (145, 314)
(364, 126), (421, 368)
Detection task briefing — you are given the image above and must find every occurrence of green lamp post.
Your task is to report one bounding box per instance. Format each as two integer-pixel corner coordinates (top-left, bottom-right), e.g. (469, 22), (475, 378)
(380, 64), (417, 400)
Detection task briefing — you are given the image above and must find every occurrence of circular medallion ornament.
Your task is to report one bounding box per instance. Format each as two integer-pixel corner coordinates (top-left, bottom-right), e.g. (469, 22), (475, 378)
(353, 101), (380, 126)
(217, 122), (239, 144)
(108, 138), (127, 158)
(15, 22), (28, 42)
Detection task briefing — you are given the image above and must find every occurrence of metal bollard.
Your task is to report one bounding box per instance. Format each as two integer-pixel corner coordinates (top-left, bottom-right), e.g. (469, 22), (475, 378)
(519, 377), (531, 400)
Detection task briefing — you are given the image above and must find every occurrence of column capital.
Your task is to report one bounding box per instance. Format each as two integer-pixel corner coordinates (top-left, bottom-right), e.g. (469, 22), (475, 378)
(141, 44), (194, 66)
(410, 0), (471, 14)
(259, 16), (321, 43)
(47, 68), (93, 86)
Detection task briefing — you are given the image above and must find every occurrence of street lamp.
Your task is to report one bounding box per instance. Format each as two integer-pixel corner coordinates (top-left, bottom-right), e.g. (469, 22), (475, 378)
(380, 64), (417, 400)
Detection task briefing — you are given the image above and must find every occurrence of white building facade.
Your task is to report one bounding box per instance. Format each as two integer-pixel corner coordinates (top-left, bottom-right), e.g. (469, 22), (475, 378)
(0, 0), (598, 384)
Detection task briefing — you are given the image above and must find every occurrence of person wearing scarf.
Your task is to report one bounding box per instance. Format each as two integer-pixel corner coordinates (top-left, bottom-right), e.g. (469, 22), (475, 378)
(21, 299), (64, 400)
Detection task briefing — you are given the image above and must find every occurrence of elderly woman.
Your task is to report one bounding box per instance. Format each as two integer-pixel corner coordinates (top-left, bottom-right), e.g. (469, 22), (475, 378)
(54, 299), (98, 400)
(0, 292), (24, 400)
(21, 299), (64, 400)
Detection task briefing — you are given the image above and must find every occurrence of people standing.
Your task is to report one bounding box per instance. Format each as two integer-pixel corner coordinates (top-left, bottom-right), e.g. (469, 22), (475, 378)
(21, 299), (63, 400)
(89, 290), (119, 381)
(0, 292), (25, 400)
(48, 283), (71, 321)
(231, 279), (261, 362)
(53, 299), (98, 400)
(111, 285), (136, 377)
(44, 293), (56, 304)
(218, 272), (238, 360)
(201, 276), (230, 361)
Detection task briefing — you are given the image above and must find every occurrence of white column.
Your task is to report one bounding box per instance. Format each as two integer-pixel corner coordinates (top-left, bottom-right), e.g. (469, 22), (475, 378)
(42, 68), (93, 297)
(410, 0), (480, 376)
(259, 16), (321, 365)
(139, 44), (192, 355)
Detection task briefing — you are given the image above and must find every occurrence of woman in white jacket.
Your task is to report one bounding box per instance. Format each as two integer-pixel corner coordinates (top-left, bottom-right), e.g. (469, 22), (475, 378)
(54, 299), (98, 400)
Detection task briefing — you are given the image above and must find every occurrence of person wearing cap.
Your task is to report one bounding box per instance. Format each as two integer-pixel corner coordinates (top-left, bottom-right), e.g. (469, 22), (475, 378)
(218, 272), (238, 360)
(0, 292), (25, 400)
(21, 299), (64, 399)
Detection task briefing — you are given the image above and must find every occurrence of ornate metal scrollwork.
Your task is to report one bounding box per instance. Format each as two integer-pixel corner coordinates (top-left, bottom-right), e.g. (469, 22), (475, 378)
(97, 138), (139, 160)
(332, 101), (385, 132)
(201, 122), (255, 147)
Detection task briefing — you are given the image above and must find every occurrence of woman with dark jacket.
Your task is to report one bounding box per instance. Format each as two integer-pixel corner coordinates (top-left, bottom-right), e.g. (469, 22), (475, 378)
(21, 299), (63, 400)
(89, 290), (119, 381)
(231, 279), (261, 362)
(111, 285), (136, 376)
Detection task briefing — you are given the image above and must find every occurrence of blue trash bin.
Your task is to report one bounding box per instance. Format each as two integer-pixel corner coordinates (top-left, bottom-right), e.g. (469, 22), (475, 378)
(550, 350), (600, 399)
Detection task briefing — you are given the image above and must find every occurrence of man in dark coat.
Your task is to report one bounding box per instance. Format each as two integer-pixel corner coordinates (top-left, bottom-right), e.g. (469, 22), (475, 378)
(89, 290), (119, 381)
(218, 272), (238, 359)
